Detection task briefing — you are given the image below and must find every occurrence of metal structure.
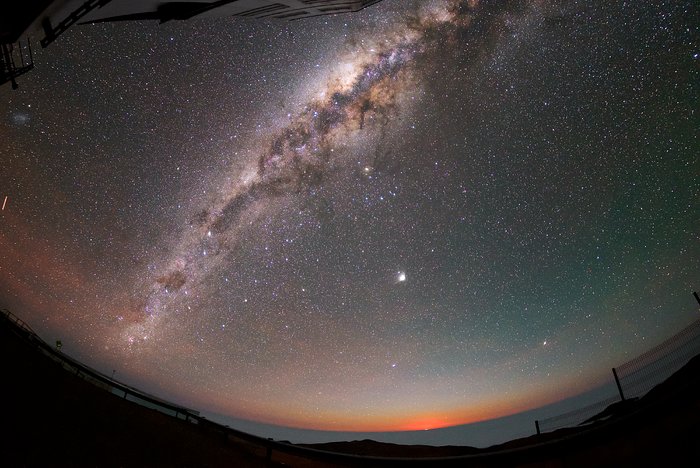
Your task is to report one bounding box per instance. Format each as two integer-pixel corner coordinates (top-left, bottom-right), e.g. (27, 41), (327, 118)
(1, 39), (34, 89)
(78, 0), (384, 23)
(0, 0), (384, 89)
(40, 0), (113, 48)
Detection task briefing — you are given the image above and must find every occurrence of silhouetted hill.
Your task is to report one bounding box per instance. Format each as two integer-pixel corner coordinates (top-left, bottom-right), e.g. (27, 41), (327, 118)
(299, 439), (481, 457)
(640, 352), (700, 403)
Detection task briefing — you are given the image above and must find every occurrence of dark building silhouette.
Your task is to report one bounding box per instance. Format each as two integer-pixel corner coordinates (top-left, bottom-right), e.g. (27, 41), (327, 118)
(73, 0), (384, 23)
(1, 0), (384, 88)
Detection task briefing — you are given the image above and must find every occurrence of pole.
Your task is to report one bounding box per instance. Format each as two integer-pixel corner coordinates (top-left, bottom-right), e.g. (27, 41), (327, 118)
(266, 442), (273, 466)
(612, 367), (625, 401)
(1, 44), (18, 89)
(535, 420), (541, 435)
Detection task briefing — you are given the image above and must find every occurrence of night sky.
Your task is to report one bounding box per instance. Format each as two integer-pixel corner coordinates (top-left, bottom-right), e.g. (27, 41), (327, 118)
(1, 0), (698, 444)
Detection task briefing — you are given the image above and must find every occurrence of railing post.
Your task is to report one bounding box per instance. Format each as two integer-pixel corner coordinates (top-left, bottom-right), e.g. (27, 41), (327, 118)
(612, 367), (625, 401)
(535, 420), (541, 435)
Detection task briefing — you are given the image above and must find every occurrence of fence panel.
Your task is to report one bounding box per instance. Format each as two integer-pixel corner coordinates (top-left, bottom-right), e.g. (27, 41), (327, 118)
(616, 319), (700, 399)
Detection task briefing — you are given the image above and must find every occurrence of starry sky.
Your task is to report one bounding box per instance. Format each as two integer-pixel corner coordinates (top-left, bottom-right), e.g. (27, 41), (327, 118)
(1, 0), (699, 444)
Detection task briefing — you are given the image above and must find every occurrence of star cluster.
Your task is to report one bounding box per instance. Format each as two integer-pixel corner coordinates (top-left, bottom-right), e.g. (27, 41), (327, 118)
(0, 0), (698, 438)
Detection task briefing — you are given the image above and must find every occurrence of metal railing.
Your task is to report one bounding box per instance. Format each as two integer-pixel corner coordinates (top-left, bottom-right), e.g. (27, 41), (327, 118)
(3, 303), (699, 464)
(1, 308), (199, 419)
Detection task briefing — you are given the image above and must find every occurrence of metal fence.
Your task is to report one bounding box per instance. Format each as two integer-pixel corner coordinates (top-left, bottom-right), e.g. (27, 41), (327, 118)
(535, 395), (622, 434)
(615, 319), (700, 400)
(537, 313), (700, 434)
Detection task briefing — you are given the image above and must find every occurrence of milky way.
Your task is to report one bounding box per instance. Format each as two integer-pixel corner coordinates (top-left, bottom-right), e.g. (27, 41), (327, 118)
(1, 0), (698, 443)
(121, 0), (471, 346)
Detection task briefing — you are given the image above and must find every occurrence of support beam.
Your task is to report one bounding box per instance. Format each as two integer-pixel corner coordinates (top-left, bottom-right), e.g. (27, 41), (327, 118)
(41, 0), (113, 48)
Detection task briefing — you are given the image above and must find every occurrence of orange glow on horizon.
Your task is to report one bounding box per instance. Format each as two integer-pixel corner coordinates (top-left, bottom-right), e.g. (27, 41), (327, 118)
(195, 372), (608, 435)
(98, 342), (616, 439)
(399, 417), (454, 431)
(241, 406), (517, 433)
(201, 394), (544, 434)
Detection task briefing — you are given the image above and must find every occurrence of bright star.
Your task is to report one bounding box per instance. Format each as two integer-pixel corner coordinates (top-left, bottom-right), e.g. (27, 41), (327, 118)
(398, 272), (406, 282)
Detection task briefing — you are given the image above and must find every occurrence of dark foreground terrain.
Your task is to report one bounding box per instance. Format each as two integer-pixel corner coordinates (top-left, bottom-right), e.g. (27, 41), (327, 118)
(2, 310), (699, 467)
